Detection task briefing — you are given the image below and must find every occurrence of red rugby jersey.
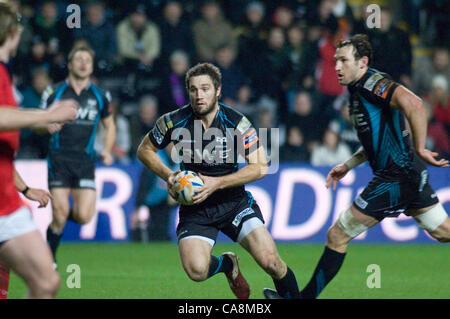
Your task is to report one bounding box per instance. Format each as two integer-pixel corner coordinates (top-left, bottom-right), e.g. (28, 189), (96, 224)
(0, 62), (22, 216)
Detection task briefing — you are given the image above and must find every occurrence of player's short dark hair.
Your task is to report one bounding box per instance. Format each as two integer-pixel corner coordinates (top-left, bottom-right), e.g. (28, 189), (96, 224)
(336, 34), (373, 65)
(0, 3), (21, 46)
(185, 62), (222, 91)
(68, 45), (95, 63)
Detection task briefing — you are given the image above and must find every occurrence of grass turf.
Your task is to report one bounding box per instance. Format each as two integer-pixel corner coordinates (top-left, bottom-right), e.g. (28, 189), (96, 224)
(7, 242), (450, 299)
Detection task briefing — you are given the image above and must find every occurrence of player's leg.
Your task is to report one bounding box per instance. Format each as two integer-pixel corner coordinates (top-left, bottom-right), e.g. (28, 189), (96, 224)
(300, 205), (379, 299)
(408, 203), (449, 242)
(0, 230), (60, 298)
(178, 237), (215, 282)
(239, 222), (301, 299)
(47, 187), (71, 260)
(70, 188), (97, 225)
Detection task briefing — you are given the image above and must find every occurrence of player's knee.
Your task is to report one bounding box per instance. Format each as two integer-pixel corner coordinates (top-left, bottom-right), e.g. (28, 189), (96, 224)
(432, 222), (450, 243)
(327, 224), (350, 249)
(259, 251), (284, 278)
(73, 213), (92, 225)
(184, 261), (208, 282)
(30, 272), (60, 298)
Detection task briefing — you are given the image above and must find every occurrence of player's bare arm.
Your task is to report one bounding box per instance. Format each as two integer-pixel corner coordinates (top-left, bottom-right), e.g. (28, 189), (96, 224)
(13, 168), (52, 208)
(137, 134), (179, 198)
(0, 99), (78, 131)
(100, 114), (116, 165)
(193, 146), (268, 204)
(390, 85), (449, 167)
(326, 146), (368, 191)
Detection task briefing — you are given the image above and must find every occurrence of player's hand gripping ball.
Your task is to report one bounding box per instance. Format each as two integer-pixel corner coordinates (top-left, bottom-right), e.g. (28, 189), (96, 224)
(171, 171), (204, 205)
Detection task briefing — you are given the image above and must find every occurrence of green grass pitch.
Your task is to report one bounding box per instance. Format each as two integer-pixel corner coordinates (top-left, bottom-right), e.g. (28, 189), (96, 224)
(7, 242), (450, 299)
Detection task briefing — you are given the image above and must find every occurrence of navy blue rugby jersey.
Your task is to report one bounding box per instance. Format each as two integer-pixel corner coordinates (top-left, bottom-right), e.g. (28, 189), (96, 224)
(347, 68), (425, 177)
(40, 80), (112, 159)
(148, 102), (260, 204)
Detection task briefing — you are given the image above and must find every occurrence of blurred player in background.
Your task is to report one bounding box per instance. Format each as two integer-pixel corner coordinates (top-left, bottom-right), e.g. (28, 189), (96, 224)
(265, 34), (450, 299)
(0, 2), (78, 299)
(137, 62), (301, 299)
(41, 45), (116, 267)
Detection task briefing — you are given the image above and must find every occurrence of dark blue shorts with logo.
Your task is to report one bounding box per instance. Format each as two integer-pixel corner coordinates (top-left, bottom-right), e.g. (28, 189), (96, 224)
(353, 167), (439, 221)
(176, 191), (264, 243)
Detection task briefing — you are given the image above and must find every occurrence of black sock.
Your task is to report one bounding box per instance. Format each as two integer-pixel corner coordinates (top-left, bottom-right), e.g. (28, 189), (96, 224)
(46, 227), (62, 260)
(273, 266), (301, 299)
(207, 255), (233, 278)
(300, 246), (346, 299)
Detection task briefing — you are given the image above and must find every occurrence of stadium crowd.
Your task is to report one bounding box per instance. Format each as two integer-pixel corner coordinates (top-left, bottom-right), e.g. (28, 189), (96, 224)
(10, 0), (450, 165)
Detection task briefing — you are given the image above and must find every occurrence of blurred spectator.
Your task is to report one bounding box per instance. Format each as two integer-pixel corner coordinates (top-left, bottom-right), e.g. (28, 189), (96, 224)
(271, 4), (295, 33)
(255, 26), (291, 110)
(157, 1), (195, 64)
(17, 68), (52, 159)
(424, 101), (450, 160)
(116, 4), (161, 73)
(130, 147), (177, 242)
(328, 102), (360, 152)
(235, 1), (268, 94)
(129, 94), (159, 157)
(10, 0), (34, 59)
(30, 0), (73, 56)
(74, 1), (117, 74)
(286, 24), (311, 94)
(192, 0), (237, 62)
(311, 128), (352, 166)
(426, 75), (450, 135)
(367, 6), (412, 87)
(231, 85), (257, 121)
(286, 91), (325, 153)
(254, 105), (277, 151)
(95, 98), (131, 164)
(307, 0), (339, 35)
(413, 47), (450, 97)
(157, 50), (190, 114)
(280, 126), (309, 163)
(17, 38), (53, 85)
(214, 45), (249, 105)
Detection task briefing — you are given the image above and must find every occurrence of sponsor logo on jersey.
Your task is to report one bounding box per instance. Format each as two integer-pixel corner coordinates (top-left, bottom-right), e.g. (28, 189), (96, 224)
(232, 207), (255, 227)
(363, 73), (383, 91)
(79, 179), (96, 189)
(355, 195), (368, 209)
(237, 117), (251, 134)
(152, 127), (164, 145)
(373, 79), (394, 99)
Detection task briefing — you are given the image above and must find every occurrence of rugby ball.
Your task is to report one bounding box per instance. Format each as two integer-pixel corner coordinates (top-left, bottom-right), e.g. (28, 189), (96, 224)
(171, 170), (204, 205)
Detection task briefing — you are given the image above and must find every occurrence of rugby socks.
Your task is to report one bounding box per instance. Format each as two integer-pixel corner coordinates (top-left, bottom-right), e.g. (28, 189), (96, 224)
(273, 266), (301, 299)
(46, 227), (62, 260)
(300, 246), (346, 299)
(207, 255), (233, 278)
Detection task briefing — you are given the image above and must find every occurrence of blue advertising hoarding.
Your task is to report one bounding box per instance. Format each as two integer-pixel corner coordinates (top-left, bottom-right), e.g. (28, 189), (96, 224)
(15, 161), (449, 243)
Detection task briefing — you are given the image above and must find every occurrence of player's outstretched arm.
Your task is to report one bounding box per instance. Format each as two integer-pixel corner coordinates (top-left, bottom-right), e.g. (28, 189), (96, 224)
(326, 146), (367, 190)
(13, 168), (52, 208)
(0, 100), (78, 131)
(390, 86), (449, 167)
(137, 134), (174, 182)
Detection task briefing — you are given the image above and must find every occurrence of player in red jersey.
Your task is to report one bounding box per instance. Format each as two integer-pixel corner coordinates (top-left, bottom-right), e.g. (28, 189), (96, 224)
(0, 3), (77, 298)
